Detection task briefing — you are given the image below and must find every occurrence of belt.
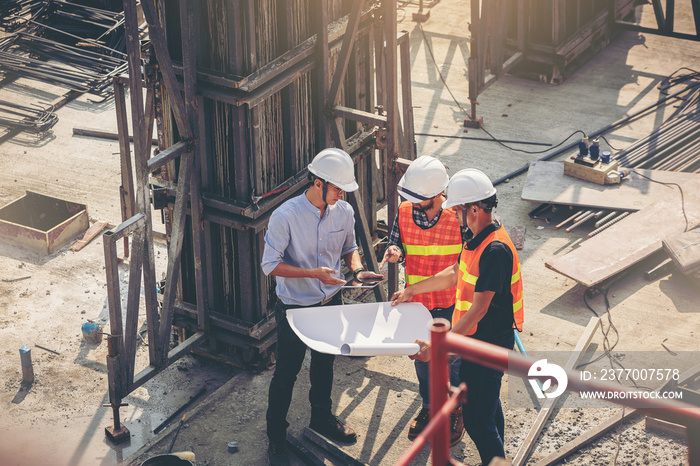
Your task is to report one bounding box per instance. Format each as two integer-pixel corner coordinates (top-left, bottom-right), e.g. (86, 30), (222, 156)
(320, 294), (337, 306)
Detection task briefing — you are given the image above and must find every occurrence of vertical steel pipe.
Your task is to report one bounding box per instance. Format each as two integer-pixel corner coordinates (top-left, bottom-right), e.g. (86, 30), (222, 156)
(19, 345), (34, 384)
(429, 319), (450, 466)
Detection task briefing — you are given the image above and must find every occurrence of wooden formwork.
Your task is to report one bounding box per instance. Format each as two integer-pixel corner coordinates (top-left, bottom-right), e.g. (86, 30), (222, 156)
(508, 0), (636, 83)
(468, 0), (636, 112)
(103, 0), (411, 436)
(466, 0), (636, 124)
(149, 0), (413, 368)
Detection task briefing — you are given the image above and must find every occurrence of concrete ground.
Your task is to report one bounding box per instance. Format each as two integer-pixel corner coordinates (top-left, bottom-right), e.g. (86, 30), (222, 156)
(1, 0), (700, 465)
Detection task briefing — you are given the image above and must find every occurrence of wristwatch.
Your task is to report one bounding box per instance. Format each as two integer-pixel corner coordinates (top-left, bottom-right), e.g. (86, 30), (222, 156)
(352, 267), (365, 279)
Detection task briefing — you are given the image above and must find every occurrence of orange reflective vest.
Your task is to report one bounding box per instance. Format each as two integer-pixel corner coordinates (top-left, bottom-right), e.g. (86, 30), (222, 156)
(452, 224), (524, 335)
(398, 201), (463, 310)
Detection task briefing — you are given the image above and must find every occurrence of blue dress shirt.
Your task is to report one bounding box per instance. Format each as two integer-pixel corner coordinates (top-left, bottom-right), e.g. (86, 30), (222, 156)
(261, 191), (358, 306)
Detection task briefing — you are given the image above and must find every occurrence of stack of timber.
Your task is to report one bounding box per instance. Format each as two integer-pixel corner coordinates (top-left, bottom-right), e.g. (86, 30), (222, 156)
(156, 0), (390, 368)
(506, 0), (636, 83)
(544, 80), (700, 287)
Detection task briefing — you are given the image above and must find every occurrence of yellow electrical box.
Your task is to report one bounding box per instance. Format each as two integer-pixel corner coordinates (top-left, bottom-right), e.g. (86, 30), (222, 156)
(563, 156), (621, 185)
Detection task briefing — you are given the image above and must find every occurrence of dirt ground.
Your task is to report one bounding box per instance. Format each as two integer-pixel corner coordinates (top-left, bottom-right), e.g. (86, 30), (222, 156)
(2, 1), (700, 465)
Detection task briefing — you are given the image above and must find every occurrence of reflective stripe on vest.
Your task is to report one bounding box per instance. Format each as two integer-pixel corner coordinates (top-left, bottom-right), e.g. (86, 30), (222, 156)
(398, 201), (463, 310)
(404, 243), (463, 256)
(453, 224), (524, 335)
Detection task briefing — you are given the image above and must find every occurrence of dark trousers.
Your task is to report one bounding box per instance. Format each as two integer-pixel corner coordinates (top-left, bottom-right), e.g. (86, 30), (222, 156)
(266, 294), (342, 441)
(460, 331), (514, 465)
(414, 305), (461, 407)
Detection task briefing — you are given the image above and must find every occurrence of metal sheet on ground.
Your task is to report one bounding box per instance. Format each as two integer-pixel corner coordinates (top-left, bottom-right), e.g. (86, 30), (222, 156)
(521, 161), (700, 210)
(546, 179), (700, 287)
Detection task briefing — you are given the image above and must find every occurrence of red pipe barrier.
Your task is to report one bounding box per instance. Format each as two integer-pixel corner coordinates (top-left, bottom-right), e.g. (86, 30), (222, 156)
(395, 319), (700, 465)
(396, 384), (465, 465)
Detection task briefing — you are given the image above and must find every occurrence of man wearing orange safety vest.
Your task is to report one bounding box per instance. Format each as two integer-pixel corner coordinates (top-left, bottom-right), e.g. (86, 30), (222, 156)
(391, 168), (524, 465)
(380, 156), (467, 445)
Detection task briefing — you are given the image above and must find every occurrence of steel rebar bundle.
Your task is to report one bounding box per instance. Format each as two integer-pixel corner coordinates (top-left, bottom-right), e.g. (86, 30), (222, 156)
(0, 99), (58, 133)
(26, 0), (126, 55)
(1, 0), (126, 56)
(615, 77), (700, 174)
(0, 33), (127, 96)
(0, 0), (42, 32)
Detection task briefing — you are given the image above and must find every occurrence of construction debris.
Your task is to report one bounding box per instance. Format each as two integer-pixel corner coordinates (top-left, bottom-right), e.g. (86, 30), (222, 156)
(70, 220), (108, 252)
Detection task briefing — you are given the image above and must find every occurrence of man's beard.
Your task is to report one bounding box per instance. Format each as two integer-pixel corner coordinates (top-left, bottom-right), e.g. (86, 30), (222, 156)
(414, 199), (434, 212)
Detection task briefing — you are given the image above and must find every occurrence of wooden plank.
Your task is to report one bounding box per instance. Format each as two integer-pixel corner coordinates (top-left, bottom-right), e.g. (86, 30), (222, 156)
(521, 161), (700, 211)
(645, 416), (687, 438)
(157, 151), (195, 356)
(286, 434), (326, 466)
(546, 178), (700, 287)
(228, 58), (315, 109)
(73, 127), (158, 145)
(333, 106), (387, 126)
(128, 331), (206, 394)
(70, 221), (108, 252)
(113, 78), (135, 262)
(147, 140), (191, 173)
(302, 427), (368, 466)
(181, 0), (209, 335)
(103, 230), (126, 396)
(123, 0), (160, 365)
(512, 317), (600, 466)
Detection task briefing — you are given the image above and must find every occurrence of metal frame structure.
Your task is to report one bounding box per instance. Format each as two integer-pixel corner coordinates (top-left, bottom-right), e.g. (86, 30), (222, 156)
(103, 0), (414, 441)
(617, 0), (700, 42)
(395, 320), (700, 466)
(467, 0), (649, 125)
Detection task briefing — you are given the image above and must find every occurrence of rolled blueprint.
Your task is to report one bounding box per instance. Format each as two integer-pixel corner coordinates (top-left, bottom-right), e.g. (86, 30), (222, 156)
(340, 342), (420, 356)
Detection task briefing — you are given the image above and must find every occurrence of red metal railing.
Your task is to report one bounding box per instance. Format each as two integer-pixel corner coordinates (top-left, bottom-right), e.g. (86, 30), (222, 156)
(396, 319), (700, 465)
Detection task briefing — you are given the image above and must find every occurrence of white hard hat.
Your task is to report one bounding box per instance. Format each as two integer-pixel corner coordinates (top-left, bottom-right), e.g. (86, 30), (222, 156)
(442, 168), (497, 209)
(307, 148), (359, 192)
(397, 156), (449, 203)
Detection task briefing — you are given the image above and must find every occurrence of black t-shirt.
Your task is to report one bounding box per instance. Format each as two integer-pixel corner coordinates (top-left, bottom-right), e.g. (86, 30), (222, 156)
(461, 222), (514, 342)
